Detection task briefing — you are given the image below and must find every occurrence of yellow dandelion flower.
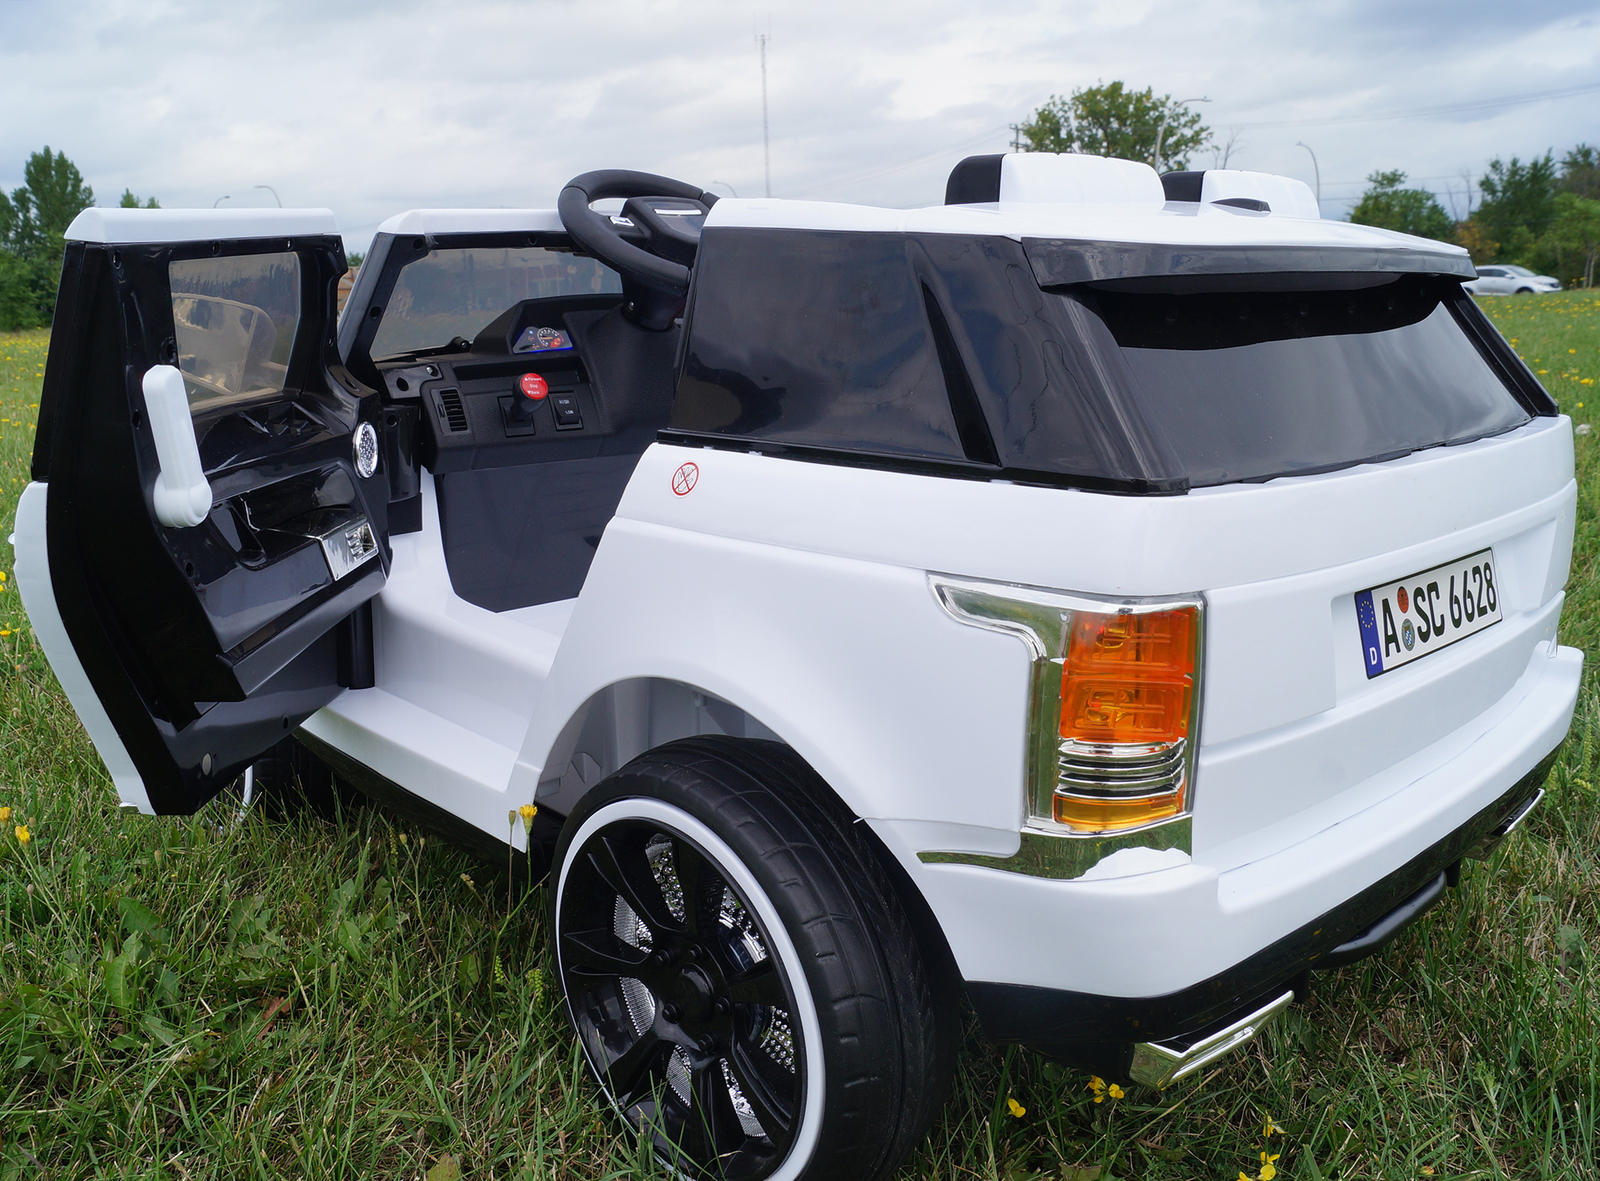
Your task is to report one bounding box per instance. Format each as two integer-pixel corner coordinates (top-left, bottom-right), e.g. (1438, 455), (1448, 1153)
(1088, 1075), (1105, 1093)
(1108, 1083), (1125, 1099)
(1538, 369), (1549, 374)
(1263, 1116), (1284, 1137)
(519, 803), (538, 830)
(0, 806), (9, 823)
(1006, 1096), (1026, 1118)
(15, 824), (30, 845)
(1260, 1166), (1277, 1181)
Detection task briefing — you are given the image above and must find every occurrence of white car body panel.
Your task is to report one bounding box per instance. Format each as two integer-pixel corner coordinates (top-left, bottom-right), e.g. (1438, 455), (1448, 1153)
(287, 408), (1574, 998)
(11, 483), (152, 812)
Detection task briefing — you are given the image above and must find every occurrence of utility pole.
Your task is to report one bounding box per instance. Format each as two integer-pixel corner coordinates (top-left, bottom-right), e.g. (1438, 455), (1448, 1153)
(1152, 97), (1210, 170)
(1296, 141), (1321, 208)
(757, 32), (771, 197)
(1009, 123), (1023, 152)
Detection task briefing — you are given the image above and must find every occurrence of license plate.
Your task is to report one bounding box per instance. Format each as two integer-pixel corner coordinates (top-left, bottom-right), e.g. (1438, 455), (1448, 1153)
(1356, 549), (1502, 678)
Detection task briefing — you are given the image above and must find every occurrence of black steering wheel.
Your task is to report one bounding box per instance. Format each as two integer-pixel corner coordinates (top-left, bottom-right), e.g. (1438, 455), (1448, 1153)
(558, 170), (719, 330)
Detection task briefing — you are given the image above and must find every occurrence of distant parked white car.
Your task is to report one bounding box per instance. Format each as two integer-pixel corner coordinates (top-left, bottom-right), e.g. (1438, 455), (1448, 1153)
(1466, 264), (1561, 295)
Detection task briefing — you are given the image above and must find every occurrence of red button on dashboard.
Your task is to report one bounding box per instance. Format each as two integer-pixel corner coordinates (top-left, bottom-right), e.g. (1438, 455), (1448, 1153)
(519, 373), (548, 400)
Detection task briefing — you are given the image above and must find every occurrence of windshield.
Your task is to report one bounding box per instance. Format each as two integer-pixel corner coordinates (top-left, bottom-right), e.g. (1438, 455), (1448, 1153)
(1502, 265), (1535, 277)
(370, 246), (620, 359)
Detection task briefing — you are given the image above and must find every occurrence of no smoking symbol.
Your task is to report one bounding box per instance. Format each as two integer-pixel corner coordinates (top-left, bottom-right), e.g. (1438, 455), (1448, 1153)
(671, 462), (699, 496)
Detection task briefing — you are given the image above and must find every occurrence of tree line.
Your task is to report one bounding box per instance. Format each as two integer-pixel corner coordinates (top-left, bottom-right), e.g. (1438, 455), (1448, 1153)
(0, 148), (155, 331)
(1019, 85), (1600, 287)
(1350, 153), (1600, 288)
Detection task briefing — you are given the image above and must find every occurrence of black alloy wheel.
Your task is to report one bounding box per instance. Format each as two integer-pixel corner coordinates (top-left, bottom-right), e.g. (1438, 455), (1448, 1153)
(559, 818), (801, 1177)
(552, 737), (955, 1181)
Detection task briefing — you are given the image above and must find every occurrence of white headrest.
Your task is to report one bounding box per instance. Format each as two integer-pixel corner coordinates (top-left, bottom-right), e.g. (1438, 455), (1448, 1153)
(998, 153), (1166, 205)
(1199, 171), (1321, 219)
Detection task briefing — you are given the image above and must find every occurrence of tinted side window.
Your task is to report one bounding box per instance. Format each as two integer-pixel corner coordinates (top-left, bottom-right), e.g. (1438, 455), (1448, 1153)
(169, 252), (301, 411)
(673, 229), (969, 461)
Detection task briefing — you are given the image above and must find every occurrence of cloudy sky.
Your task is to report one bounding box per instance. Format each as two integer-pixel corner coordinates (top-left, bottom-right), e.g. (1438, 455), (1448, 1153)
(2, 0), (1597, 251)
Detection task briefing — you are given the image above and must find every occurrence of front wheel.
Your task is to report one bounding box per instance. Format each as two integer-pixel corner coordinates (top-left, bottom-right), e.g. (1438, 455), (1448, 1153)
(551, 738), (953, 1181)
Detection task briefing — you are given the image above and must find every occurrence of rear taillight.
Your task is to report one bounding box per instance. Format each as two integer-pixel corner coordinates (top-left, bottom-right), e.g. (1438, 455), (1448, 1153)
(932, 578), (1203, 843)
(1054, 606), (1198, 832)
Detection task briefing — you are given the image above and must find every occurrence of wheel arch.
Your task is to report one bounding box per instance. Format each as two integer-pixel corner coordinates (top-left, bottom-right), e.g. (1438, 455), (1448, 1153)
(532, 677), (962, 1001)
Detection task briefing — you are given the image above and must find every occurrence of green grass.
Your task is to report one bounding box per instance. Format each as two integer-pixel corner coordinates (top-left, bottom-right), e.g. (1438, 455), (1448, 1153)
(1, 295), (1599, 1179)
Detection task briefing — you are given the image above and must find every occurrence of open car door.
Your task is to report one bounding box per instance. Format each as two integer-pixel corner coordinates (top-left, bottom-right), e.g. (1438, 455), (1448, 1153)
(14, 208), (389, 814)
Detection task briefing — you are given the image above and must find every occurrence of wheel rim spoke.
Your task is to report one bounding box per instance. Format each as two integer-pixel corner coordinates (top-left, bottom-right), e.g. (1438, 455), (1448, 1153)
(725, 959), (786, 1008)
(726, 1042), (795, 1148)
(683, 1054), (741, 1165)
(670, 835), (713, 937)
(604, 1028), (668, 1107)
(588, 833), (682, 934)
(559, 928), (660, 984)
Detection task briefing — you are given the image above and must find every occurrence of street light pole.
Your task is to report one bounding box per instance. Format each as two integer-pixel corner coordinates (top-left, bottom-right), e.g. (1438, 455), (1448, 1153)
(1153, 96), (1210, 170)
(254, 185), (281, 207)
(756, 32), (771, 197)
(1296, 142), (1321, 207)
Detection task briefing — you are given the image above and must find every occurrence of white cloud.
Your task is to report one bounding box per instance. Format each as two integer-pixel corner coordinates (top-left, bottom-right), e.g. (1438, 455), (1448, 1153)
(1, 0), (1597, 249)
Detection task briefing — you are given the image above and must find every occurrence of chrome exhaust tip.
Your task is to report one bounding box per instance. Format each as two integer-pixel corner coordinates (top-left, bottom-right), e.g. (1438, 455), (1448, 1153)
(1128, 988), (1295, 1089)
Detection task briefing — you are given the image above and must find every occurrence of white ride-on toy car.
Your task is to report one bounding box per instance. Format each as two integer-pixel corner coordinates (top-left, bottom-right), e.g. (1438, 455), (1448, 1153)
(17, 153), (1580, 1181)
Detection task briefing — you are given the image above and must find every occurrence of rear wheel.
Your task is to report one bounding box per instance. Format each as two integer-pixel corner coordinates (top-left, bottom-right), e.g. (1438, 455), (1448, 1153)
(551, 737), (954, 1180)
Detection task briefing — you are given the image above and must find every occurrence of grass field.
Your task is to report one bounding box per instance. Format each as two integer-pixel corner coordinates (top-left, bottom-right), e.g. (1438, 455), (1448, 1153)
(1, 293), (1599, 1180)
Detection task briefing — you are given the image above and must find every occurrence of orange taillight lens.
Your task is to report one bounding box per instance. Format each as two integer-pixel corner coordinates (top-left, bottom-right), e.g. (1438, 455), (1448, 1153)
(1054, 605), (1198, 833)
(1059, 608), (1195, 745)
(1052, 789), (1186, 832)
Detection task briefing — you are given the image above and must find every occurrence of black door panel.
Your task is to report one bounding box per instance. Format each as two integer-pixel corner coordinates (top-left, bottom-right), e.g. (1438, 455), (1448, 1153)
(35, 227), (388, 813)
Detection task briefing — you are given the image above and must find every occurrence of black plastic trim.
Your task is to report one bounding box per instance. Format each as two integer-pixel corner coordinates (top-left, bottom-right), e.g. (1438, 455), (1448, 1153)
(1320, 871), (1448, 970)
(653, 432), (1188, 496)
(1159, 171), (1205, 203)
(945, 154), (1005, 204)
(1446, 288), (1560, 417)
(1024, 238), (1479, 286)
(964, 751), (1558, 1069)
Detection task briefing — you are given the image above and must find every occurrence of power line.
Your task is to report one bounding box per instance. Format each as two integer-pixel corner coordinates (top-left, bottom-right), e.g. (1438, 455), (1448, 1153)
(1234, 80), (1600, 130)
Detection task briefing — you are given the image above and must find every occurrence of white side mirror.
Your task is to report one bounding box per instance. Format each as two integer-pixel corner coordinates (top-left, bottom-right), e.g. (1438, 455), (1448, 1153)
(142, 365), (214, 528)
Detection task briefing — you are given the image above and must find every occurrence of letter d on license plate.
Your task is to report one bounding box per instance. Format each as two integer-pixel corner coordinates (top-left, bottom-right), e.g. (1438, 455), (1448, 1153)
(1356, 549), (1501, 678)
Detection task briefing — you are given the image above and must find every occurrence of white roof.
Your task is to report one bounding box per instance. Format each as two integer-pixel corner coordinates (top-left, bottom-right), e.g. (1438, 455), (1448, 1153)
(705, 197), (1464, 259)
(65, 207), (337, 244)
(374, 209), (565, 235)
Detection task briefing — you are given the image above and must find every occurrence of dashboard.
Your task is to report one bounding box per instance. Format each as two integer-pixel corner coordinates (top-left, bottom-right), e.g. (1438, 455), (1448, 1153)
(376, 293), (631, 474)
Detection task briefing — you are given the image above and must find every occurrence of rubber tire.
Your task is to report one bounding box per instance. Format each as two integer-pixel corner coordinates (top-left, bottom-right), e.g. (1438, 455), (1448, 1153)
(250, 736), (363, 822)
(551, 736), (956, 1181)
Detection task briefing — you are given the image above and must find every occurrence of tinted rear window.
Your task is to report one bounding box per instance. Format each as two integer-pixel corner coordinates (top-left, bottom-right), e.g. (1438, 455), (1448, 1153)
(1078, 275), (1530, 485)
(672, 228), (1545, 492)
